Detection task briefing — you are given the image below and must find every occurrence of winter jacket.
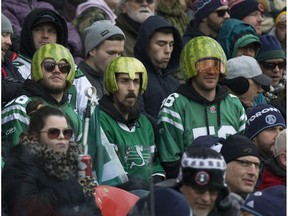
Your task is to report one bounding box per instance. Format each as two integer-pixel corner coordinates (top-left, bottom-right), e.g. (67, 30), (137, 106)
(116, 13), (140, 57)
(134, 15), (182, 124)
(2, 139), (99, 216)
(258, 157), (286, 190)
(217, 18), (260, 60)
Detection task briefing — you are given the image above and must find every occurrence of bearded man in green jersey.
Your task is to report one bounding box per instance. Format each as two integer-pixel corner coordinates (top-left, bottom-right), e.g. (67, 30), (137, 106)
(157, 36), (247, 179)
(2, 43), (83, 156)
(92, 57), (165, 195)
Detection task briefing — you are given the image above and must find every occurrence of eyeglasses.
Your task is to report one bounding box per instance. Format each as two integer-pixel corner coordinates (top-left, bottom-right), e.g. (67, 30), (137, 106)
(260, 61), (286, 70)
(40, 128), (74, 140)
(42, 61), (71, 74)
(215, 9), (230, 17)
(234, 159), (261, 170)
(126, 0), (154, 4)
(195, 57), (225, 74)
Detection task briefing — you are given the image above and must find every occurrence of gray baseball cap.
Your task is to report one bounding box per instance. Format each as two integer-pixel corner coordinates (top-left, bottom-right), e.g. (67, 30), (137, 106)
(226, 55), (272, 86)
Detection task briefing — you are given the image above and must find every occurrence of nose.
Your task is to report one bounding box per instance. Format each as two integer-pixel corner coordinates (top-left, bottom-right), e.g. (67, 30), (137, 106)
(128, 81), (136, 91)
(42, 30), (49, 38)
(224, 12), (230, 19)
(164, 44), (173, 54)
(200, 191), (211, 202)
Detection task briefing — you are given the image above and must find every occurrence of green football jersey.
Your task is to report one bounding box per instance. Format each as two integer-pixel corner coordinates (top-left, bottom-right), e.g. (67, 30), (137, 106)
(2, 95), (83, 150)
(158, 92), (247, 162)
(100, 111), (164, 182)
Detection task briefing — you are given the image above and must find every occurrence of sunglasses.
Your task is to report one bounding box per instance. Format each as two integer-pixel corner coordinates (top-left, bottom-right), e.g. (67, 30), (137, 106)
(40, 128), (74, 140)
(261, 62), (286, 70)
(42, 61), (71, 74)
(215, 9), (230, 17)
(127, 0), (154, 4)
(195, 58), (225, 74)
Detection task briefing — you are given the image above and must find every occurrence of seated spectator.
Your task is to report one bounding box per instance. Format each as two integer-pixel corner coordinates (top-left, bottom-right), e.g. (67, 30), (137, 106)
(240, 185), (286, 216)
(2, 100), (99, 216)
(72, 0), (118, 42)
(258, 129), (286, 190)
(229, 0), (265, 35)
(256, 34), (286, 102)
(269, 9), (286, 52)
(220, 134), (261, 199)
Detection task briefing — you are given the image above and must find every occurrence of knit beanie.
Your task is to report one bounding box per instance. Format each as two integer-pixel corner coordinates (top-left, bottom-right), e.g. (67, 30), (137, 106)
(83, 20), (125, 57)
(275, 10), (286, 26)
(191, 135), (225, 152)
(191, 0), (229, 23)
(128, 187), (193, 216)
(177, 147), (226, 190)
(274, 129), (286, 157)
(241, 185), (286, 216)
(220, 134), (260, 163)
(247, 104), (286, 139)
(256, 35), (286, 62)
(1, 13), (13, 34)
(229, 0), (264, 20)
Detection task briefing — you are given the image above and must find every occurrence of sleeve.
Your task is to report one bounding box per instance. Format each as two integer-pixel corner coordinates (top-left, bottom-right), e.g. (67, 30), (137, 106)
(1, 96), (30, 151)
(157, 93), (185, 164)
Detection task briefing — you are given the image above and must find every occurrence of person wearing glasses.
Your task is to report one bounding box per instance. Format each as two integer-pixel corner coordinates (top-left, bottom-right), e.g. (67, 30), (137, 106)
(2, 99), (100, 216)
(157, 36), (247, 179)
(229, 0), (264, 35)
(1, 43), (83, 156)
(115, 0), (156, 57)
(256, 34), (286, 102)
(182, 0), (230, 45)
(220, 134), (261, 199)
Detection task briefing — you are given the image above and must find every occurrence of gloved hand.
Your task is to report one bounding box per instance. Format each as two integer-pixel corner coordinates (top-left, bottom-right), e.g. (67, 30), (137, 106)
(78, 176), (98, 197)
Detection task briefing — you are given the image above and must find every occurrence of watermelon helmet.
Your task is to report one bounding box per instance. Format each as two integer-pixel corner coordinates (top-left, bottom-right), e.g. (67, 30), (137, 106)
(180, 36), (227, 81)
(105, 57), (148, 94)
(31, 43), (75, 89)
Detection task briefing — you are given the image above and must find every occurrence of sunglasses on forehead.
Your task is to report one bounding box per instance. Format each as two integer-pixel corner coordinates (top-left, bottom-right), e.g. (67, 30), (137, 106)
(260, 61), (286, 70)
(126, 0), (154, 4)
(215, 9), (230, 17)
(40, 128), (74, 140)
(42, 61), (71, 74)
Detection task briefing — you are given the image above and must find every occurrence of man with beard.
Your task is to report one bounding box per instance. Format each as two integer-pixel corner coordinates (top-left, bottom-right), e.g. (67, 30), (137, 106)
(182, 0), (230, 45)
(157, 36), (247, 179)
(116, 0), (156, 57)
(1, 43), (83, 154)
(95, 57), (165, 195)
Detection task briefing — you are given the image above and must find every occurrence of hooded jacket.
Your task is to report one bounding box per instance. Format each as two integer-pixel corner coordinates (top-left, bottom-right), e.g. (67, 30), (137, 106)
(134, 15), (182, 123)
(217, 18), (260, 60)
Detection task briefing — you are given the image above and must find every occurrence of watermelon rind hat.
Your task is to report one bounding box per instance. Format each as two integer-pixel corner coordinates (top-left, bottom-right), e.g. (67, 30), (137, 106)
(31, 43), (75, 89)
(105, 57), (148, 94)
(180, 36), (227, 81)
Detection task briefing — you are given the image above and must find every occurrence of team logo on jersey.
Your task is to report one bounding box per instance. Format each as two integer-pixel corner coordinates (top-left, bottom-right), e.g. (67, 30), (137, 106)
(209, 105), (216, 113)
(195, 171), (210, 186)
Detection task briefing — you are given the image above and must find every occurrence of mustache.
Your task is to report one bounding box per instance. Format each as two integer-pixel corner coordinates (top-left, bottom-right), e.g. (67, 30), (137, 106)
(126, 93), (137, 99)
